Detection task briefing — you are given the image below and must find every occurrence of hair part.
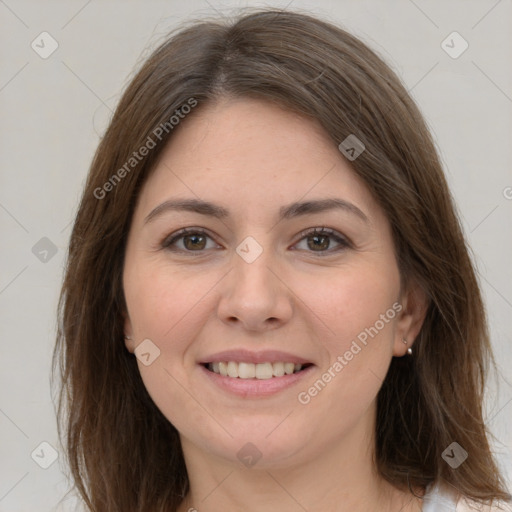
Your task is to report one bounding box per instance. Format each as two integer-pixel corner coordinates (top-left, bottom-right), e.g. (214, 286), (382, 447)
(53, 8), (510, 511)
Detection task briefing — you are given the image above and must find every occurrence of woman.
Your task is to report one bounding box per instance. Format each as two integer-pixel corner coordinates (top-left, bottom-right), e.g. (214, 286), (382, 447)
(53, 9), (512, 512)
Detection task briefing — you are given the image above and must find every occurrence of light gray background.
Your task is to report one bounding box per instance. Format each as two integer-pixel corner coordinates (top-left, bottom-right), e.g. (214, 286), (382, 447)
(1, 1), (511, 510)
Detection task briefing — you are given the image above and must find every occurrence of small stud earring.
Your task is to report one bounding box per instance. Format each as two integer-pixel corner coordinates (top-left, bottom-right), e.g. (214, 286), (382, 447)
(124, 335), (132, 341)
(402, 337), (413, 356)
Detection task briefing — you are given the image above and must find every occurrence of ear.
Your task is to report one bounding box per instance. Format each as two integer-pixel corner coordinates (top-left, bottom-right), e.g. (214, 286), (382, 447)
(123, 314), (136, 354)
(393, 279), (429, 357)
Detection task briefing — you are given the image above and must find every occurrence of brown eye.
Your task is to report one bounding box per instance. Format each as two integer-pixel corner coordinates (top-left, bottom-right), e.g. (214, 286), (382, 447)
(161, 228), (218, 252)
(307, 233), (330, 251)
(294, 227), (350, 255)
(182, 233), (207, 250)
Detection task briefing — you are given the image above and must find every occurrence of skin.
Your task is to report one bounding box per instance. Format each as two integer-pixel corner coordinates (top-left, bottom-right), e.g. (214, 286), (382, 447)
(123, 97), (427, 512)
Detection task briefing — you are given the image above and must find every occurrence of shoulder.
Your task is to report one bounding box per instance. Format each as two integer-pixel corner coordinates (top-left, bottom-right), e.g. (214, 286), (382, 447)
(456, 495), (512, 512)
(428, 481), (512, 512)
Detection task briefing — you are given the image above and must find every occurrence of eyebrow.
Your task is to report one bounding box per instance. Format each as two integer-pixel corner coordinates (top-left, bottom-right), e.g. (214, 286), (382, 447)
(144, 197), (369, 224)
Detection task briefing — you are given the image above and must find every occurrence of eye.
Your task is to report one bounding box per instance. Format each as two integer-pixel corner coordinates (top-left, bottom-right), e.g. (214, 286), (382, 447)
(293, 227), (350, 255)
(161, 226), (351, 255)
(161, 227), (220, 252)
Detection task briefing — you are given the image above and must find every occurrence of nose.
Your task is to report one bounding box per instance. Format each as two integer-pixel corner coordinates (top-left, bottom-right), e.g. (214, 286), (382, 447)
(216, 243), (294, 333)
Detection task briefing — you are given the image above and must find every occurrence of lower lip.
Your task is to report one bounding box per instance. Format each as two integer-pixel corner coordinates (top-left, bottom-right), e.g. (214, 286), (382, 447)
(199, 364), (315, 398)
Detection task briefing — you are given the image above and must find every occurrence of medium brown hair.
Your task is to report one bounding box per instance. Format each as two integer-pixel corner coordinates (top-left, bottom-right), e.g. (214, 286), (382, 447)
(53, 8), (510, 511)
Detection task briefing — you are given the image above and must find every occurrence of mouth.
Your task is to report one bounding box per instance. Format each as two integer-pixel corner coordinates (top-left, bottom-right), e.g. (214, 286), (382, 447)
(198, 349), (315, 397)
(203, 361), (314, 379)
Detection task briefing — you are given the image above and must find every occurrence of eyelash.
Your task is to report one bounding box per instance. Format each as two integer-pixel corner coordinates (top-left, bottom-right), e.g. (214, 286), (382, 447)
(160, 226), (351, 256)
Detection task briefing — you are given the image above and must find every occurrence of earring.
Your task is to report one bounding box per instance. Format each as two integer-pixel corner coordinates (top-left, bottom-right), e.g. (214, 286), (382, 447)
(124, 335), (132, 341)
(402, 337), (413, 356)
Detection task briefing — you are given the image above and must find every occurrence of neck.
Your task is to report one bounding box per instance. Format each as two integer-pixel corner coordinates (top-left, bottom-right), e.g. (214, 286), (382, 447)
(177, 407), (423, 512)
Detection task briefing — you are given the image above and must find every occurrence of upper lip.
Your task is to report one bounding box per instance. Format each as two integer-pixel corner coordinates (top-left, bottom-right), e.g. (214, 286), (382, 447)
(199, 349), (312, 365)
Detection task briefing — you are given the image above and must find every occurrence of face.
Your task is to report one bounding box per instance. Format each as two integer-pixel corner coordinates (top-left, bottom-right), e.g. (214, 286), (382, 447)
(123, 97), (420, 469)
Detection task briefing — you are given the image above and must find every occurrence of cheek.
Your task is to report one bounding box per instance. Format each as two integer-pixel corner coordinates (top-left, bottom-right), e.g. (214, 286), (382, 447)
(123, 263), (212, 432)
(124, 262), (211, 344)
(297, 262), (400, 414)
(308, 268), (399, 392)
(294, 260), (400, 348)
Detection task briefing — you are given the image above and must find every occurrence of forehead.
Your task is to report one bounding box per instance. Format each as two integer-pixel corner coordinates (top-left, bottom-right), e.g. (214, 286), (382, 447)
(134, 97), (380, 225)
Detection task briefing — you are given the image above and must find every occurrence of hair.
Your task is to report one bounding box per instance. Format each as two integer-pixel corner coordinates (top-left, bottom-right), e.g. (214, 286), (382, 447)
(53, 8), (511, 512)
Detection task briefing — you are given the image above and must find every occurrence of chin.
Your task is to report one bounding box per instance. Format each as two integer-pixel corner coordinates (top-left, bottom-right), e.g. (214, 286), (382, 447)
(181, 414), (316, 469)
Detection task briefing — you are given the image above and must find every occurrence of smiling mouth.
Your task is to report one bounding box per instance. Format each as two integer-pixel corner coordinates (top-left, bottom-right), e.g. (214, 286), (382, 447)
(204, 361), (313, 379)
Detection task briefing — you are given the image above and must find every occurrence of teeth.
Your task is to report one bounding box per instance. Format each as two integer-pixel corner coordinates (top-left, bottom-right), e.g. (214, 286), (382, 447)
(255, 362), (273, 379)
(284, 362), (295, 375)
(208, 361), (305, 379)
(238, 362), (255, 379)
(272, 362), (285, 377)
(227, 361), (239, 378)
(219, 361), (228, 377)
